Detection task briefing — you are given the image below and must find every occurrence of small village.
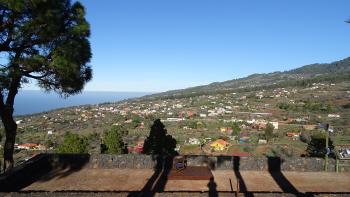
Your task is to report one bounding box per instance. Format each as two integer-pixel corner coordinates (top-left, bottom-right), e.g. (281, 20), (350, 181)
(2, 81), (348, 164)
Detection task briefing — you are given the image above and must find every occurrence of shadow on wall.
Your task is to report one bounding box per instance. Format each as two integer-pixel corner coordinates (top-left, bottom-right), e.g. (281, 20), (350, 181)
(133, 155), (173, 197)
(142, 119), (177, 157)
(215, 156), (301, 196)
(129, 119), (177, 197)
(267, 157), (299, 194)
(233, 156), (253, 197)
(0, 154), (90, 192)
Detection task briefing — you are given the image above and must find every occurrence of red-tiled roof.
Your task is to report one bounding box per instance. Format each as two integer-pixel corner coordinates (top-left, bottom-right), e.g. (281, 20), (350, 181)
(18, 143), (38, 148)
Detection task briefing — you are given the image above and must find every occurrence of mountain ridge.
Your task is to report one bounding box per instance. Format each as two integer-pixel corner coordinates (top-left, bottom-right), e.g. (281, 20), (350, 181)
(142, 57), (350, 99)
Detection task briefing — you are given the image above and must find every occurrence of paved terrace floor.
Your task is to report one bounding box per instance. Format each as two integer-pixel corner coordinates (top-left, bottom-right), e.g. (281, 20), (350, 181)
(22, 169), (350, 194)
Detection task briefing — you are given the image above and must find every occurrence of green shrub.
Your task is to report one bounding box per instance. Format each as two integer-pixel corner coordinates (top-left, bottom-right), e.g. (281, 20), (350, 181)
(306, 132), (334, 157)
(57, 132), (88, 153)
(102, 125), (127, 154)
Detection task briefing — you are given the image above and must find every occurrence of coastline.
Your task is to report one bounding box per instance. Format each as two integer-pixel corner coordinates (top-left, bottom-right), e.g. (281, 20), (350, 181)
(14, 90), (151, 116)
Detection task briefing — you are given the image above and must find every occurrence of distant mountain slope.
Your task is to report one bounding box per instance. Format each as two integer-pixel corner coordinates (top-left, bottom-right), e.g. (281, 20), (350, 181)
(289, 57), (350, 75)
(144, 57), (350, 99)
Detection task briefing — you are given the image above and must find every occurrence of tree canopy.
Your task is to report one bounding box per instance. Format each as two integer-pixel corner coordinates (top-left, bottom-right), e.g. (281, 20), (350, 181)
(102, 125), (127, 154)
(307, 132), (334, 157)
(228, 122), (241, 136)
(264, 123), (274, 142)
(0, 0), (92, 95)
(57, 132), (88, 154)
(0, 0), (92, 171)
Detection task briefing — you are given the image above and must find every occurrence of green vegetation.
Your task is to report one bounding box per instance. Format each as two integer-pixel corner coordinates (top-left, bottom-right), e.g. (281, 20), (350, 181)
(57, 132), (88, 153)
(180, 144), (199, 154)
(342, 103), (350, 109)
(300, 132), (311, 143)
(264, 123), (274, 142)
(145, 57), (350, 100)
(102, 126), (127, 154)
(278, 100), (332, 113)
(333, 129), (350, 144)
(227, 122), (241, 136)
(184, 120), (206, 129)
(306, 132), (334, 157)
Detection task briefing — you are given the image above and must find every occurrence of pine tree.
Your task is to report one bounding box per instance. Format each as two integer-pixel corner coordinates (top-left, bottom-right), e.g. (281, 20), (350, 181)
(264, 123), (274, 142)
(0, 0), (92, 171)
(307, 133), (334, 157)
(57, 132), (88, 154)
(103, 126), (127, 154)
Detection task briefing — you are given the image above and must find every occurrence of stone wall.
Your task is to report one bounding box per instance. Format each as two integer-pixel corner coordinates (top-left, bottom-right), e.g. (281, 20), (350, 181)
(88, 154), (347, 172)
(2, 154), (346, 173)
(89, 154), (155, 169)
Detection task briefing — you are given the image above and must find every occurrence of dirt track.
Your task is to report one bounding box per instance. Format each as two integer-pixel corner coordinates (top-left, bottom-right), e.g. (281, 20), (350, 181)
(22, 169), (350, 193)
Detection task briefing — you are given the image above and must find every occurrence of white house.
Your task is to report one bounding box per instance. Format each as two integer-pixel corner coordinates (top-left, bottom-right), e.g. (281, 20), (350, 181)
(199, 113), (207, 118)
(188, 138), (201, 145)
(163, 117), (185, 122)
(271, 121), (279, 130)
(258, 139), (267, 144)
(328, 114), (340, 118)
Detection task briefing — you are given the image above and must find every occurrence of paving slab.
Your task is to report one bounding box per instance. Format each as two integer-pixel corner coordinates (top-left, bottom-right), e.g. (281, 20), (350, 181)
(168, 166), (213, 180)
(22, 168), (350, 193)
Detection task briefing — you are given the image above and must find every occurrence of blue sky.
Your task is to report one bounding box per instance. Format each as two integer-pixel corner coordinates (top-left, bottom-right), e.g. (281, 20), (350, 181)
(29, 1), (350, 92)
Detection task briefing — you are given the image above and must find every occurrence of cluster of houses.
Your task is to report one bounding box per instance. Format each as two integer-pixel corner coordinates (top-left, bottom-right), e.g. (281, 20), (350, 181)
(306, 83), (336, 91)
(181, 137), (230, 152)
(15, 143), (47, 150)
(210, 139), (229, 151)
(126, 137), (231, 154)
(10, 81), (347, 158)
(286, 132), (301, 140)
(272, 88), (292, 98)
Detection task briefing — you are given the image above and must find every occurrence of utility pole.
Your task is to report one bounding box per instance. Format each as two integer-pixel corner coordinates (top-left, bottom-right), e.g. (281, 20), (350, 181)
(325, 123), (330, 172)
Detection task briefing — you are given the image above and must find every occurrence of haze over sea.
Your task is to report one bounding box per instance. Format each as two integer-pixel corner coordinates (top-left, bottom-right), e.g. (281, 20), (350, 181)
(14, 90), (150, 116)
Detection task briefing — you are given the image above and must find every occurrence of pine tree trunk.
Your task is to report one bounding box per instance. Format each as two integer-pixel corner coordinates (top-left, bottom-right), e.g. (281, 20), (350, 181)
(1, 74), (21, 173)
(1, 107), (17, 172)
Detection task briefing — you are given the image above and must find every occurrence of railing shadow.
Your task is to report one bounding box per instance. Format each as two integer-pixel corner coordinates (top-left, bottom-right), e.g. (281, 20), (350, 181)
(151, 156), (172, 194)
(233, 156), (254, 197)
(128, 155), (173, 197)
(128, 119), (176, 197)
(216, 156), (310, 196)
(0, 153), (90, 192)
(267, 157), (300, 195)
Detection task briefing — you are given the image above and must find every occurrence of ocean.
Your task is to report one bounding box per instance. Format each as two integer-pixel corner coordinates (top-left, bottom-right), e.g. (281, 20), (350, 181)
(14, 90), (150, 116)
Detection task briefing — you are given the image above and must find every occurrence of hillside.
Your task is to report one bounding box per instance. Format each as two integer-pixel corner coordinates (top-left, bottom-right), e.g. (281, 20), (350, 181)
(7, 57), (350, 162)
(144, 57), (350, 99)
